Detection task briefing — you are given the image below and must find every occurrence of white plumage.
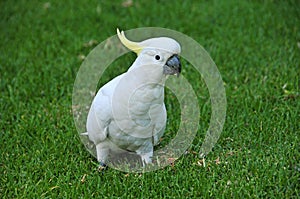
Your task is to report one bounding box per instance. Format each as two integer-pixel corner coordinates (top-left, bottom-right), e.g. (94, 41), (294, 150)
(85, 29), (181, 166)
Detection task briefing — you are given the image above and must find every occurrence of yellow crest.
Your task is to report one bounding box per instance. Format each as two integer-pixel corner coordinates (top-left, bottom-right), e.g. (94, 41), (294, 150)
(117, 28), (142, 55)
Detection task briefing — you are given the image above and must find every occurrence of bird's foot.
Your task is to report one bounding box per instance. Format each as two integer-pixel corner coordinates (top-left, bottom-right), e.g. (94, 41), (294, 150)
(98, 162), (107, 171)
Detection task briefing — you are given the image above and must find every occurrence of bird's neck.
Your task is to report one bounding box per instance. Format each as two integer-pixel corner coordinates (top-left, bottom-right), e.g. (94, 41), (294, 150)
(128, 63), (166, 85)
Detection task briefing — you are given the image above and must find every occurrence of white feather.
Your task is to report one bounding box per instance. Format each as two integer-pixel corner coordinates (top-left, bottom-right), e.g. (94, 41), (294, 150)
(86, 33), (181, 166)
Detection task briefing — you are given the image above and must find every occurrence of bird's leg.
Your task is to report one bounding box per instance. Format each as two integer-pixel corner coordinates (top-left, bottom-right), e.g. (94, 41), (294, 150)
(139, 151), (153, 167)
(135, 137), (154, 167)
(95, 141), (109, 170)
(139, 127), (156, 167)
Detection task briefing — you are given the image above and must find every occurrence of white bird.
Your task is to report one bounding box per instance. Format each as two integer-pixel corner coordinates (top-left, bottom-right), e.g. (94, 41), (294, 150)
(84, 29), (181, 167)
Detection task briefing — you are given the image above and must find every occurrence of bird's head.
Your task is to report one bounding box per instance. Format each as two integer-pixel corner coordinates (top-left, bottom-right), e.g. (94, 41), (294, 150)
(117, 29), (181, 77)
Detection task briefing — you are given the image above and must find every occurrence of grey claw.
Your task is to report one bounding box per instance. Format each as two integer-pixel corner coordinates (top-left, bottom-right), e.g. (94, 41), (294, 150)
(98, 162), (107, 171)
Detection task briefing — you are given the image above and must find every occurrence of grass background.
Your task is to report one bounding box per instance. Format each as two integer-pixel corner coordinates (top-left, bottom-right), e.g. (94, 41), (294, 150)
(1, 0), (299, 198)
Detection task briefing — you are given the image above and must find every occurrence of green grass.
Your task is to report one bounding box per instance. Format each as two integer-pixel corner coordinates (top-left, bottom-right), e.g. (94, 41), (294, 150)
(1, 0), (299, 198)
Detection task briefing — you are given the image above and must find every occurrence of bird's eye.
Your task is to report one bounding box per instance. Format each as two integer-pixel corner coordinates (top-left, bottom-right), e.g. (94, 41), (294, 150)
(155, 55), (161, 60)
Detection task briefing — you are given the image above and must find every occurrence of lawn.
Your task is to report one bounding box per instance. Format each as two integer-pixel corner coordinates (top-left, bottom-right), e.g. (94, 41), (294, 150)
(1, 0), (299, 198)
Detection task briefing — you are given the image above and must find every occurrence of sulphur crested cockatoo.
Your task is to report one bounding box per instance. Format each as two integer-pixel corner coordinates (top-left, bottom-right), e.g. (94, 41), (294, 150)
(85, 29), (181, 167)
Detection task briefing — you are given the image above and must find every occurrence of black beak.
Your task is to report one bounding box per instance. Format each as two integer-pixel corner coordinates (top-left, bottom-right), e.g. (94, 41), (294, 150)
(163, 55), (181, 77)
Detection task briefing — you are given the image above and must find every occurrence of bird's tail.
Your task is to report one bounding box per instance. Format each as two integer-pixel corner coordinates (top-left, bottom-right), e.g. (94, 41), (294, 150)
(81, 132), (88, 136)
(79, 132), (97, 158)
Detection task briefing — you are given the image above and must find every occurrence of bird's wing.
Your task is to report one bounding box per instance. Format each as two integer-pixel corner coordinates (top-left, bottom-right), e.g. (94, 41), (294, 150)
(86, 74), (124, 144)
